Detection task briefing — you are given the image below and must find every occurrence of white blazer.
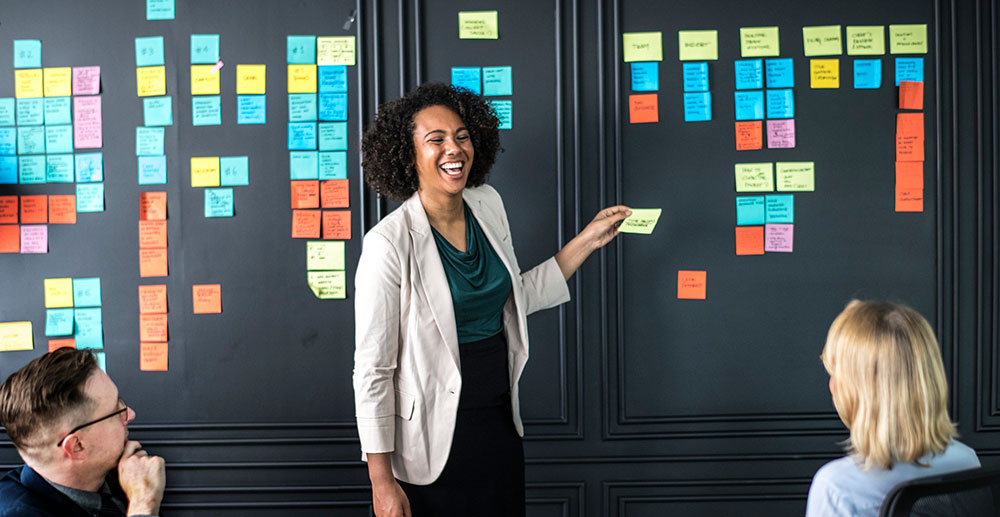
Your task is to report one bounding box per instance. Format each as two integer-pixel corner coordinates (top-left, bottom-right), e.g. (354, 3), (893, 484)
(353, 184), (570, 485)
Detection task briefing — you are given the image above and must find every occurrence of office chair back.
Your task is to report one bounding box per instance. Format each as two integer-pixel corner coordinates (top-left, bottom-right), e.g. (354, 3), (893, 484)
(879, 467), (1000, 517)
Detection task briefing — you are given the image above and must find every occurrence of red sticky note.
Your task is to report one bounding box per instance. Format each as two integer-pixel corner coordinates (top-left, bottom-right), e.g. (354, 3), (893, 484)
(20, 195), (47, 224)
(48, 338), (76, 352)
(138, 285), (168, 314)
(734, 121), (762, 151)
(292, 209), (321, 238)
(192, 284), (222, 314)
(899, 81), (923, 110)
(896, 112), (924, 162)
(677, 270), (707, 300)
(735, 226), (764, 255)
(140, 192), (167, 221)
(0, 225), (19, 253)
(139, 313), (169, 342)
(323, 210), (351, 240)
(895, 188), (924, 212)
(139, 249), (169, 277)
(895, 161), (923, 189)
(291, 180), (320, 209)
(48, 195), (76, 224)
(629, 94), (658, 124)
(140, 342), (168, 371)
(0, 196), (17, 224)
(320, 180), (350, 208)
(138, 220), (167, 249)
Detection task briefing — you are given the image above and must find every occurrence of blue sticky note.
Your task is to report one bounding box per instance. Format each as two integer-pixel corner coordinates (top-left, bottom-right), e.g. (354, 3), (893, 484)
(765, 194), (794, 223)
(682, 62), (708, 92)
(765, 58), (794, 88)
(45, 125), (73, 154)
(629, 62), (658, 92)
(73, 278), (101, 307)
(46, 154), (74, 183)
(138, 155), (167, 184)
(45, 309), (75, 337)
(289, 151), (319, 179)
(18, 156), (45, 184)
(143, 96), (173, 126)
(288, 122), (318, 150)
(734, 91), (764, 121)
(766, 89), (794, 119)
(190, 34), (220, 64)
(192, 95), (221, 126)
(220, 156), (249, 186)
(289, 94), (317, 121)
(318, 151), (347, 180)
(136, 127), (165, 156)
(736, 196), (765, 225)
(95, 352), (106, 372)
(489, 100), (512, 129)
(483, 66), (514, 95)
(0, 157), (17, 184)
(204, 188), (234, 217)
(318, 66), (348, 93)
(146, 0), (175, 20)
(318, 93), (348, 121)
(17, 127), (45, 155)
(76, 183), (104, 213)
(683, 92), (711, 122)
(287, 35), (316, 64)
(14, 40), (41, 69)
(16, 98), (44, 126)
(237, 95), (266, 124)
(319, 122), (348, 151)
(73, 308), (103, 349)
(895, 57), (923, 86)
(854, 59), (882, 89)
(135, 36), (165, 67)
(0, 98), (14, 125)
(734, 59), (763, 90)
(44, 97), (71, 125)
(451, 67), (482, 95)
(75, 153), (103, 183)
(0, 128), (14, 155)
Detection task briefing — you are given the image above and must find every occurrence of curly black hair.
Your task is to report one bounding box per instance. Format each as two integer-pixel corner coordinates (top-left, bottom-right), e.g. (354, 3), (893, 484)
(361, 83), (501, 201)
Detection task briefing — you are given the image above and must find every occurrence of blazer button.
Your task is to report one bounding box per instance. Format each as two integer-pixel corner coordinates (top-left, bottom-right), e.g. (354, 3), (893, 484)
(449, 389), (456, 394)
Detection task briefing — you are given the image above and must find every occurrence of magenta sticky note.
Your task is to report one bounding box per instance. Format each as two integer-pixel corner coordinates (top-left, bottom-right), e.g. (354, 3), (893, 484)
(73, 96), (102, 149)
(20, 225), (47, 254)
(766, 119), (795, 149)
(73, 66), (101, 95)
(764, 223), (793, 252)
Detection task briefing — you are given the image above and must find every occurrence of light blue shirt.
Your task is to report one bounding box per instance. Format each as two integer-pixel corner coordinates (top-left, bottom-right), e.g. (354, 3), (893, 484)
(805, 440), (980, 517)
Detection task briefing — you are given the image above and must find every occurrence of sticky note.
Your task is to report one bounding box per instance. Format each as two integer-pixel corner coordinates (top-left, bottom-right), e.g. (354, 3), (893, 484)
(618, 208), (661, 234)
(220, 156), (249, 186)
(0, 226), (19, 253)
(323, 210), (351, 240)
(147, 0), (174, 20)
(190, 34), (220, 64)
(137, 129), (165, 160)
(236, 64), (266, 94)
(896, 161), (924, 189)
(191, 65), (220, 95)
(287, 35), (317, 64)
(20, 225), (47, 254)
(73, 278), (101, 307)
(15, 69), (43, 98)
(237, 95), (266, 124)
(0, 322), (33, 351)
(46, 155), (74, 183)
(20, 195), (47, 224)
(318, 93), (348, 121)
(140, 342), (169, 371)
(317, 37), (356, 66)
(677, 30), (717, 61)
(319, 122), (348, 151)
(289, 122), (318, 150)
(290, 151), (319, 179)
(765, 58), (794, 88)
(776, 162), (815, 191)
(854, 59), (882, 89)
(73, 96), (102, 149)
(44, 97), (71, 125)
(17, 127), (45, 155)
(764, 223), (794, 252)
(483, 66), (514, 95)
(48, 338), (76, 352)
(46, 309), (74, 337)
(13, 40), (41, 69)
(319, 152), (347, 180)
(896, 112), (924, 161)
(735, 226), (765, 255)
(140, 191), (167, 220)
(18, 156), (45, 184)
(75, 153), (103, 183)
(0, 157), (15, 184)
(677, 270), (707, 299)
(765, 89), (794, 119)
(289, 93), (318, 122)
(736, 196), (765, 225)
(306, 240), (346, 270)
(682, 62), (708, 92)
(734, 90), (764, 120)
(490, 100), (512, 129)
(623, 33), (664, 63)
(192, 95), (221, 126)
(17, 98), (44, 125)
(48, 195), (76, 224)
(629, 94), (658, 124)
(308, 271), (347, 299)
(43, 68), (72, 97)
(0, 129), (13, 156)
(459, 11), (499, 39)
(288, 65), (318, 93)
(292, 209), (321, 238)
(76, 183), (104, 213)
(318, 65), (348, 93)
(45, 278), (74, 308)
(451, 67), (482, 94)
(803, 25), (842, 56)
(204, 188), (234, 217)
(847, 26), (885, 55)
(740, 27), (780, 57)
(291, 180), (320, 209)
(191, 156), (221, 187)
(321, 179), (350, 208)
(138, 285), (167, 314)
(0, 197), (16, 223)
(143, 96), (173, 126)
(890, 24), (928, 54)
(899, 81), (923, 110)
(138, 220), (167, 248)
(139, 248), (168, 277)
(765, 194), (794, 223)
(73, 308), (103, 349)
(73, 66), (101, 95)
(0, 98), (14, 125)
(734, 121), (762, 151)
(135, 37), (165, 67)
(810, 59), (839, 88)
(136, 66), (166, 97)
(138, 155), (167, 185)
(683, 92), (711, 122)
(192, 284), (222, 314)
(766, 119), (795, 149)
(139, 314), (168, 342)
(895, 58), (923, 85)
(735, 163), (774, 192)
(734, 59), (763, 90)
(896, 187), (924, 212)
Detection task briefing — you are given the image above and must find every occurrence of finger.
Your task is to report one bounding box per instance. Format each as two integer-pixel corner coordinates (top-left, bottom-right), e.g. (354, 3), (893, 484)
(121, 440), (143, 457)
(601, 205), (631, 218)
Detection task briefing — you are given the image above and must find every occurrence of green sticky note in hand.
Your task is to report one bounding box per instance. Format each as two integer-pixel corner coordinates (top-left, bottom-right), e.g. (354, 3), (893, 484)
(619, 208), (662, 234)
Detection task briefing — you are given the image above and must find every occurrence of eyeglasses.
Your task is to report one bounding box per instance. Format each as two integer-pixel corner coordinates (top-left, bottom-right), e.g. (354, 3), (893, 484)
(56, 398), (129, 447)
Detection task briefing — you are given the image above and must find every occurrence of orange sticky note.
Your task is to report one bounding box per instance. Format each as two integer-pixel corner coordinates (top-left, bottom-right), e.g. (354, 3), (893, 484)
(320, 180), (350, 208)
(895, 188), (924, 212)
(138, 285), (168, 314)
(192, 284), (222, 314)
(292, 209), (322, 238)
(139, 313), (169, 342)
(0, 196), (17, 224)
(138, 220), (167, 249)
(896, 112), (924, 162)
(629, 94), (658, 124)
(20, 195), (47, 224)
(895, 161), (923, 189)
(140, 192), (167, 221)
(140, 342), (169, 371)
(0, 225), (19, 253)
(899, 81), (923, 110)
(48, 338), (76, 352)
(735, 121), (762, 151)
(677, 270), (707, 299)
(291, 180), (320, 209)
(48, 196), (76, 224)
(323, 210), (351, 240)
(139, 249), (169, 277)
(735, 226), (765, 255)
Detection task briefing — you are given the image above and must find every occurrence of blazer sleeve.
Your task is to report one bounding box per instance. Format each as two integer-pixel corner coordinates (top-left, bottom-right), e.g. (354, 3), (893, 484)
(353, 230), (402, 454)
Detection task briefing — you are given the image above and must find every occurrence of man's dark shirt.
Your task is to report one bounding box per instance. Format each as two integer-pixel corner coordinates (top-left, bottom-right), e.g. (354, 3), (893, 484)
(0, 465), (129, 517)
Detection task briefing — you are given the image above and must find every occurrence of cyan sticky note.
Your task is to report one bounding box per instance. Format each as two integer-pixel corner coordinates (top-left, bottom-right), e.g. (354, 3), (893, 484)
(736, 196), (765, 225)
(289, 93), (317, 121)
(16, 98), (44, 126)
(204, 188), (234, 217)
(318, 65), (348, 93)
(192, 95), (221, 126)
(73, 277), (101, 307)
(17, 127), (45, 155)
(288, 122), (318, 150)
(287, 35), (316, 64)
(734, 90), (764, 120)
(73, 308), (103, 349)
(75, 152), (103, 183)
(682, 62), (708, 92)
(46, 154), (74, 183)
(18, 156), (45, 184)
(289, 151), (319, 179)
(683, 92), (711, 122)
(190, 34), (220, 64)
(318, 93), (347, 121)
(451, 67), (482, 94)
(734, 59), (763, 90)
(137, 155), (167, 184)
(765, 58), (794, 88)
(45, 308), (74, 336)
(483, 66), (514, 95)
(319, 122), (348, 151)
(0, 98), (14, 125)
(766, 89), (794, 119)
(14, 40), (41, 69)
(490, 100), (512, 129)
(146, 0), (174, 20)
(318, 151), (347, 179)
(237, 95), (266, 124)
(143, 96), (173, 126)
(136, 127), (165, 156)
(629, 62), (658, 92)
(0, 157), (17, 184)
(765, 194), (794, 223)
(854, 59), (882, 89)
(45, 125), (73, 154)
(76, 183), (104, 213)
(0, 128), (14, 155)
(895, 57), (923, 86)
(220, 156), (249, 186)
(135, 36), (165, 67)
(44, 97), (71, 125)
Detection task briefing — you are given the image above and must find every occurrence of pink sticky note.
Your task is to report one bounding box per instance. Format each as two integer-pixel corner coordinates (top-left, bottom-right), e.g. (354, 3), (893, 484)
(73, 66), (101, 95)
(764, 223), (793, 252)
(19, 225), (47, 254)
(766, 119), (795, 149)
(73, 96), (102, 149)
(211, 61), (224, 75)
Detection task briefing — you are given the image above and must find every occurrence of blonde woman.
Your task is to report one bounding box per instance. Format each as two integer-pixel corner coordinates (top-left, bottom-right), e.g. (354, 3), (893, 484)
(805, 300), (980, 516)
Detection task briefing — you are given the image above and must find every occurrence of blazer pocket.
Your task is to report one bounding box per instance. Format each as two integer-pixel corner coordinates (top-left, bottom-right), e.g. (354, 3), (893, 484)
(394, 389), (415, 421)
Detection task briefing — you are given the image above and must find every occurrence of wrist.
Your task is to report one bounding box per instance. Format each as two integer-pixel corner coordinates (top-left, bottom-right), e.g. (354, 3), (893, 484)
(127, 498), (160, 516)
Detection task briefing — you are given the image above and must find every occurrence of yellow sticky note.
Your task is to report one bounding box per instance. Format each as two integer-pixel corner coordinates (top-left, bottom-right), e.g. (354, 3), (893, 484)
(458, 11), (499, 39)
(618, 208), (662, 234)
(308, 271), (347, 299)
(890, 24), (928, 54)
(43, 67), (72, 97)
(190, 157), (221, 187)
(623, 32), (663, 62)
(287, 64), (317, 93)
(776, 162), (816, 191)
(739, 27), (780, 57)
(802, 25), (842, 56)
(677, 30), (718, 61)
(14, 69), (43, 98)
(846, 26), (885, 55)
(306, 241), (346, 271)
(191, 65), (220, 95)
(810, 59), (840, 88)
(136, 66), (166, 97)
(0, 322), (33, 352)
(236, 64), (266, 94)
(317, 37), (356, 66)
(735, 163), (774, 192)
(44, 278), (74, 308)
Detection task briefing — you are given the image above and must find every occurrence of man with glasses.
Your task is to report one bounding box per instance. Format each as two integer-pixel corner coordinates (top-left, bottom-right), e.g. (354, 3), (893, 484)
(0, 348), (166, 516)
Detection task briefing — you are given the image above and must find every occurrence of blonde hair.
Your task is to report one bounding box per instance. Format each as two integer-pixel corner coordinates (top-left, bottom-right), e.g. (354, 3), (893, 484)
(820, 300), (956, 470)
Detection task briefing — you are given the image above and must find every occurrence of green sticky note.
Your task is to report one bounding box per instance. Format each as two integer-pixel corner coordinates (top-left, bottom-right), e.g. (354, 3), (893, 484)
(846, 26), (885, 55)
(76, 183), (105, 212)
(623, 32), (663, 62)
(14, 40), (41, 69)
(306, 240), (346, 270)
(735, 162), (774, 192)
(135, 36), (165, 67)
(289, 151), (318, 179)
(776, 162), (815, 191)
(143, 96), (173, 126)
(307, 271), (346, 299)
(190, 34), (220, 64)
(890, 24), (928, 54)
(318, 122), (347, 151)
(192, 95), (221, 126)
(803, 25), (842, 56)
(287, 35), (317, 64)
(204, 188), (234, 217)
(740, 27), (780, 57)
(458, 11), (499, 39)
(618, 208), (662, 234)
(44, 125), (73, 154)
(45, 309), (74, 337)
(489, 100), (512, 129)
(72, 277), (102, 307)
(0, 98), (14, 125)
(220, 156), (249, 186)
(44, 97), (71, 125)
(482, 66), (513, 96)
(73, 308), (103, 349)
(136, 127), (165, 156)
(46, 154), (74, 183)
(146, 0), (174, 20)
(678, 30), (717, 61)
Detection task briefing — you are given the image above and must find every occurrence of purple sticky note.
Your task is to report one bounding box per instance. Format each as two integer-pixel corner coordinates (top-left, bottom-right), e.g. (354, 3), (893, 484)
(766, 119), (795, 148)
(764, 223), (793, 252)
(20, 225), (47, 254)
(74, 96), (102, 149)
(73, 66), (101, 95)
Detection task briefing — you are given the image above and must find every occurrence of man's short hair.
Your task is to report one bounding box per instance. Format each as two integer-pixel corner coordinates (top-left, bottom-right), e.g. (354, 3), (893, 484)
(0, 348), (99, 450)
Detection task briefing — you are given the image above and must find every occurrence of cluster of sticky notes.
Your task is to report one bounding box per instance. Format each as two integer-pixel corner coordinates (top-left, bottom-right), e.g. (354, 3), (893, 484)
(189, 156), (249, 217)
(0, 321), (33, 352)
(306, 241), (347, 299)
(895, 93), (925, 212)
(134, 36), (171, 199)
(458, 11), (499, 39)
(733, 162), (815, 254)
(291, 180), (351, 240)
(231, 64), (267, 125)
(622, 32), (663, 124)
(138, 284), (168, 371)
(677, 270), (707, 300)
(44, 277), (103, 351)
(732, 58), (795, 149)
(806, 24), (927, 89)
(681, 62), (710, 122)
(0, 194), (78, 253)
(449, 66), (513, 129)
